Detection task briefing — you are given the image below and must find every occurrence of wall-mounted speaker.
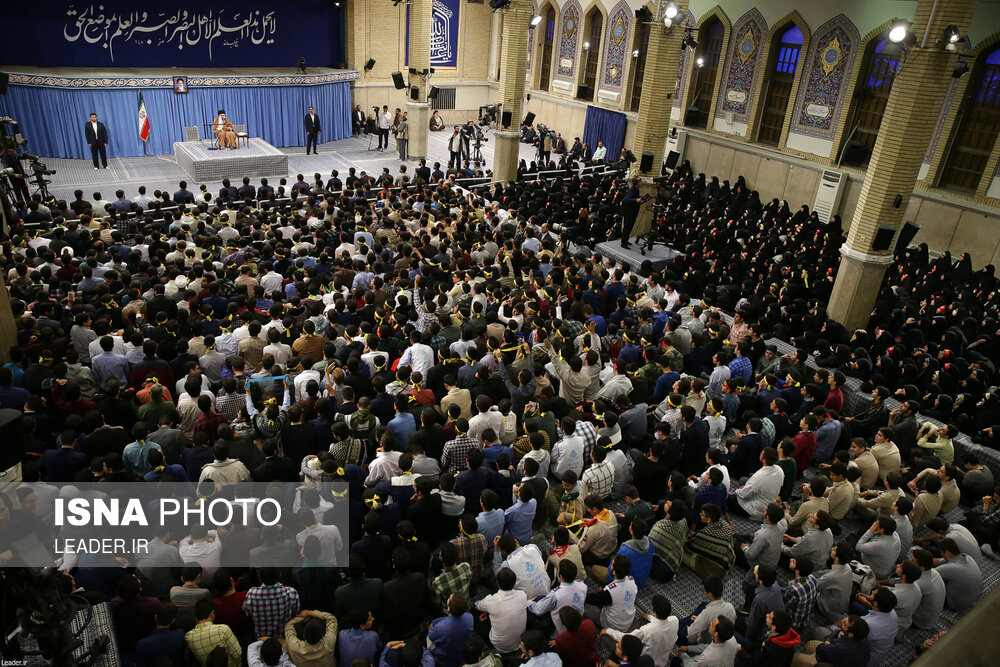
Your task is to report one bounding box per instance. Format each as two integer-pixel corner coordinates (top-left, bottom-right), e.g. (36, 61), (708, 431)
(364, 58), (376, 71)
(576, 84), (592, 100)
(871, 224), (896, 252)
(410, 86), (420, 100)
(895, 221), (921, 253)
(522, 112), (536, 126)
(501, 110), (513, 128)
(624, 149), (636, 163)
(391, 71), (406, 89)
(428, 86), (440, 99)
(663, 150), (681, 171)
(639, 151), (654, 173)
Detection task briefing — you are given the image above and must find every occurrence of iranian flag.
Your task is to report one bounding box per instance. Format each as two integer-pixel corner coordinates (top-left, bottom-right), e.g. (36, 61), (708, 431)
(138, 91), (150, 142)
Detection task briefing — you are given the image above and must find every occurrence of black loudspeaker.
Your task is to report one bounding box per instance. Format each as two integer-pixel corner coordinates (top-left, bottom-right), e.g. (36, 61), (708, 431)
(523, 112), (536, 126)
(577, 84), (592, 100)
(0, 73), (8, 95)
(501, 110), (513, 128)
(391, 71), (406, 89)
(871, 225), (896, 251)
(410, 86), (420, 100)
(624, 149), (636, 163)
(839, 139), (868, 166)
(639, 151), (654, 172)
(664, 149), (681, 170)
(895, 221), (921, 253)
(428, 86), (440, 99)
(364, 58), (376, 71)
(0, 409), (23, 471)
(635, 7), (652, 21)
(684, 107), (701, 126)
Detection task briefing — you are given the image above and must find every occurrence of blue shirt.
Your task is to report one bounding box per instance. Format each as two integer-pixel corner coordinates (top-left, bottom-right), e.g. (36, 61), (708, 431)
(478, 508), (505, 554)
(427, 612), (474, 667)
(122, 440), (163, 475)
(0, 384), (30, 410)
(387, 412), (416, 451)
(648, 371), (680, 404)
(587, 314), (608, 336)
(91, 351), (131, 386)
(861, 608), (898, 666)
(728, 355), (754, 382)
(814, 419), (843, 463)
(503, 498), (536, 545)
(337, 628), (382, 666)
(133, 628), (187, 666)
(483, 443), (514, 464)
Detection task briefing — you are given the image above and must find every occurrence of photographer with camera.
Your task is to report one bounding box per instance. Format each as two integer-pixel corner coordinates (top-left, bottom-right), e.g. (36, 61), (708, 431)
(2, 145), (31, 202)
(534, 125), (552, 165)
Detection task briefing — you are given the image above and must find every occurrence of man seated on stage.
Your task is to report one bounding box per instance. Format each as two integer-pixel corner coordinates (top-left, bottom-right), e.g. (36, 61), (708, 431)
(430, 110), (445, 132)
(213, 110), (238, 150)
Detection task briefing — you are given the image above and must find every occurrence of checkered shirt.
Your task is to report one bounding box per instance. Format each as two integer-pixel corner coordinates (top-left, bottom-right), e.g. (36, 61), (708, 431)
(581, 460), (615, 499)
(728, 355), (754, 382)
(215, 391), (245, 422)
(451, 533), (488, 580)
(431, 561), (473, 610)
(441, 434), (480, 475)
(242, 583), (301, 638)
(185, 622), (242, 667)
(783, 574), (818, 629)
(575, 420), (600, 464)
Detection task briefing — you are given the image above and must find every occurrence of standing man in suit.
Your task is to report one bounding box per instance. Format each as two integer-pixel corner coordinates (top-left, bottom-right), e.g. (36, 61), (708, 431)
(304, 106), (321, 154)
(85, 113), (109, 170)
(447, 127), (463, 169)
(620, 177), (642, 249)
(415, 159), (431, 183)
(352, 105), (367, 136)
(173, 181), (194, 204)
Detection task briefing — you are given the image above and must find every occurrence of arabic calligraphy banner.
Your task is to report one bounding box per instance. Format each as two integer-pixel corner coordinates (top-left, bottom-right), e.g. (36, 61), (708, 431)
(0, 1), (345, 67)
(405, 0), (461, 69)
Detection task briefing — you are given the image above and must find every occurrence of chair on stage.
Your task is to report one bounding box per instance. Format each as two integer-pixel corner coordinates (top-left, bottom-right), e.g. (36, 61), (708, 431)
(184, 126), (201, 142)
(233, 124), (250, 148)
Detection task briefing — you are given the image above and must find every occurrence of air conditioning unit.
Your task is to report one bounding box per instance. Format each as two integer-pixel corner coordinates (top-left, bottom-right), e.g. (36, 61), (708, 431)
(812, 169), (846, 222)
(662, 127), (687, 172)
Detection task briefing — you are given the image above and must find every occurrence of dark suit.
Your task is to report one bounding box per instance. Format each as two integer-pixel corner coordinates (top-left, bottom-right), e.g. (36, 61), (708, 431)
(173, 189), (194, 204)
(85, 120), (109, 168)
(415, 165), (431, 182)
(304, 112), (321, 153)
(237, 184), (256, 199)
(352, 109), (367, 135)
(621, 185), (641, 244)
(579, 146), (593, 162)
(257, 185), (275, 200)
(218, 185), (238, 202)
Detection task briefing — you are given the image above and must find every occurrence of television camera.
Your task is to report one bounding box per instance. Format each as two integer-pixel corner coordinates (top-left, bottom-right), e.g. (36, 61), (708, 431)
(478, 104), (500, 127)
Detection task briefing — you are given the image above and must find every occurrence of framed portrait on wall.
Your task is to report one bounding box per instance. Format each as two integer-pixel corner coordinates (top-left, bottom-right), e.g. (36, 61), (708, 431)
(173, 76), (189, 94)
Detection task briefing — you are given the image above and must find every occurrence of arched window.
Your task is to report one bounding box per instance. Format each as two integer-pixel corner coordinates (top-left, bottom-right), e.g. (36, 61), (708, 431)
(939, 47), (1000, 192)
(578, 9), (603, 101)
(627, 20), (651, 112)
(538, 7), (557, 92)
(757, 24), (804, 145)
(839, 37), (900, 166)
(686, 19), (725, 128)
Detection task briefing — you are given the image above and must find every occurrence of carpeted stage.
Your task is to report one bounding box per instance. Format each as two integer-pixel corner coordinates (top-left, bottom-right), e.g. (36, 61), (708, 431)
(595, 239), (684, 276)
(173, 138), (289, 182)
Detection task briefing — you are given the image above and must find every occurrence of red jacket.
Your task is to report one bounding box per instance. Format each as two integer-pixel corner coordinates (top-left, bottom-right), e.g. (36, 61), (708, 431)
(791, 432), (817, 473)
(553, 619), (598, 666)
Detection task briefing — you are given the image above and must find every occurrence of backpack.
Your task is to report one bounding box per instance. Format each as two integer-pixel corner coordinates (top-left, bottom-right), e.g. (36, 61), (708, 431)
(849, 560), (877, 596)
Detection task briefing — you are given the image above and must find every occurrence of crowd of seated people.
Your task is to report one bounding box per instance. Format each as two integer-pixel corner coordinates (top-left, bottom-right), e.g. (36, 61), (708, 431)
(0, 155), (996, 667)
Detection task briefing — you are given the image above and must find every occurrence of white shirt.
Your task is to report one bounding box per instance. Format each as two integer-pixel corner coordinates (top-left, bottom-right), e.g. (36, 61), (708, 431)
(91, 121), (99, 138)
(497, 544), (550, 598)
(476, 589), (528, 653)
(600, 576), (638, 631)
(179, 532), (223, 577)
(593, 145), (607, 161)
(398, 343), (434, 383)
(378, 112), (391, 129)
(365, 450), (402, 486)
(550, 435), (584, 478)
(527, 580), (587, 635)
(735, 464), (785, 519)
(607, 615), (678, 667)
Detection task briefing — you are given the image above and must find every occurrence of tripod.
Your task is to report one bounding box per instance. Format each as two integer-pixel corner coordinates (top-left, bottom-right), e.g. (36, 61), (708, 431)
(472, 141), (484, 163)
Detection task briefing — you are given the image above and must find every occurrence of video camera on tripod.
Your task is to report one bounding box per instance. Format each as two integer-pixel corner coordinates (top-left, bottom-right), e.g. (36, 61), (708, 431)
(478, 104), (500, 128)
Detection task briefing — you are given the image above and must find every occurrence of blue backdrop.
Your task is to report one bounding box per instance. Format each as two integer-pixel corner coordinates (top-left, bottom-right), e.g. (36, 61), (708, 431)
(0, 82), (353, 158)
(0, 1), (345, 67)
(583, 105), (627, 162)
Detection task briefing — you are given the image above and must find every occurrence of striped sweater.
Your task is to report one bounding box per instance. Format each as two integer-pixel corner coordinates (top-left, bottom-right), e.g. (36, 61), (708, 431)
(649, 518), (688, 574)
(686, 520), (736, 572)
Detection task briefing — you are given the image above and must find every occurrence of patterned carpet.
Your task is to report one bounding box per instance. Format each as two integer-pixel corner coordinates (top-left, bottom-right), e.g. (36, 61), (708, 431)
(560, 486), (997, 666)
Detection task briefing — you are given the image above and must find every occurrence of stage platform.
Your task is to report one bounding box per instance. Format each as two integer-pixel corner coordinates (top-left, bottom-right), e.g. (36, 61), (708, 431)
(596, 239), (683, 276)
(173, 138), (288, 182)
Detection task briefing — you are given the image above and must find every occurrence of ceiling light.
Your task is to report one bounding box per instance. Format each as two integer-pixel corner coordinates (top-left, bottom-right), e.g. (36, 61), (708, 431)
(664, 17), (673, 29)
(583, 41), (590, 49)
(943, 25), (960, 44)
(665, 3), (678, 20)
(633, 49), (640, 58)
(530, 15), (542, 27)
(696, 57), (705, 68)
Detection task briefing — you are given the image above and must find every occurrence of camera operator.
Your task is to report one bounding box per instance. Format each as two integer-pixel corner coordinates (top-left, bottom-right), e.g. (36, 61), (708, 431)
(620, 176), (642, 249)
(2, 145), (31, 202)
(461, 120), (476, 160)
